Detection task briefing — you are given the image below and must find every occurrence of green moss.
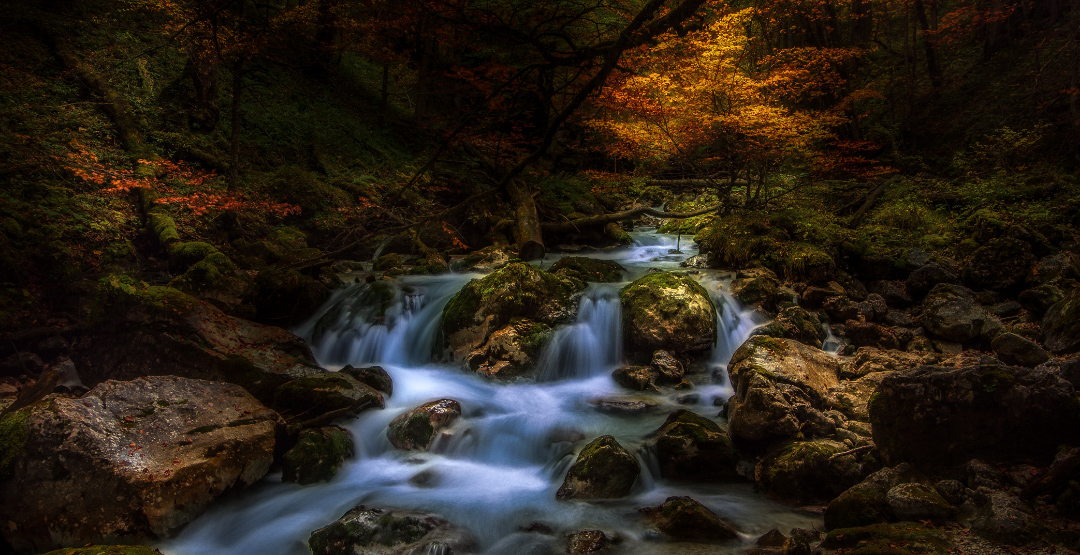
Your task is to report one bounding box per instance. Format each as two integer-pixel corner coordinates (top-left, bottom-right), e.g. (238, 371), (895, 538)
(442, 262), (580, 335)
(93, 275), (201, 321)
(146, 211), (180, 247)
(0, 409), (30, 480)
(283, 427), (354, 484)
(167, 241), (219, 271)
(548, 257), (626, 282)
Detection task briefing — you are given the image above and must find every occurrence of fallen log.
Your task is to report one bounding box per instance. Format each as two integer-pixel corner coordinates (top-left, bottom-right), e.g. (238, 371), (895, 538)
(540, 204), (719, 234)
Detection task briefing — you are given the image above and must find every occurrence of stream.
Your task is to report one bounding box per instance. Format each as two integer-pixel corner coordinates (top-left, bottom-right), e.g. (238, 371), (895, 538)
(159, 230), (822, 555)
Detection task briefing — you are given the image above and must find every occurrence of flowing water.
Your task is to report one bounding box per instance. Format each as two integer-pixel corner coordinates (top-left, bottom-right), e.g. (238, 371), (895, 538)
(160, 230), (822, 555)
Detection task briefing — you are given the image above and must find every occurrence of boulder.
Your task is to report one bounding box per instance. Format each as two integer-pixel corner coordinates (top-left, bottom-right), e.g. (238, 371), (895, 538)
(886, 482), (955, 523)
(282, 426), (354, 485)
(869, 364), (1080, 466)
(639, 496), (738, 541)
(611, 366), (660, 393)
(1029, 252), (1080, 286)
(840, 347), (936, 380)
(71, 276), (322, 405)
(824, 464), (924, 530)
(442, 263), (582, 378)
(548, 257), (626, 283)
(967, 488), (1040, 545)
(565, 530), (610, 554)
(0, 376), (279, 553)
(387, 399), (462, 451)
(253, 267), (330, 326)
(340, 365), (393, 396)
(1042, 288), (1080, 354)
(1018, 284), (1064, 317)
(821, 523), (951, 553)
(650, 410), (739, 481)
(756, 439), (861, 503)
(309, 505), (475, 555)
(963, 237), (1036, 291)
(990, 333), (1049, 367)
(753, 306), (826, 347)
(650, 350), (684, 385)
(843, 319), (899, 350)
(921, 283), (991, 343)
(730, 271), (784, 314)
(904, 264), (956, 300)
(556, 435), (640, 501)
(828, 371), (891, 421)
(621, 272), (716, 355)
(272, 372), (384, 419)
(823, 296), (861, 322)
(726, 337), (841, 445)
(870, 280), (915, 308)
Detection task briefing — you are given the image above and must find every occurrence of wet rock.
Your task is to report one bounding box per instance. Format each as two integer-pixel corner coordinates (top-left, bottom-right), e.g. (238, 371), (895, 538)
(71, 276), (322, 405)
(821, 522), (951, 553)
(963, 237), (1035, 291)
(556, 435), (640, 501)
(869, 280), (915, 308)
(886, 482), (955, 523)
(309, 505), (476, 555)
(273, 372), (384, 419)
(1042, 288), (1080, 354)
(967, 488), (1039, 545)
(442, 263), (581, 379)
(921, 283), (991, 343)
(621, 272), (716, 355)
(844, 319), (900, 350)
(282, 426), (354, 485)
(756, 529), (786, 547)
(756, 439), (860, 503)
(0, 376), (279, 553)
(340, 365), (393, 396)
(565, 530), (609, 554)
(453, 244), (515, 272)
(639, 496), (738, 541)
(387, 399), (462, 451)
(823, 296), (861, 322)
(1030, 252), (1080, 286)
(611, 366), (660, 393)
(1018, 284), (1064, 317)
(801, 282), (846, 308)
(869, 364), (1080, 466)
(840, 347), (936, 380)
(548, 257), (626, 283)
(754, 306), (826, 347)
(990, 333), (1049, 367)
(650, 409), (738, 482)
(650, 350), (684, 384)
(905, 264), (956, 300)
(731, 270), (784, 313)
(591, 398), (659, 415)
(726, 337), (841, 445)
(824, 464), (924, 530)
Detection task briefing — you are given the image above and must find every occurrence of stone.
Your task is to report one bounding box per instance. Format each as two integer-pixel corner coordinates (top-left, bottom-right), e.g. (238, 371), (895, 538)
(639, 496), (739, 541)
(823, 296), (861, 322)
(840, 347), (935, 380)
(801, 282), (846, 308)
(0, 376), (279, 553)
(565, 530), (609, 554)
(556, 435), (640, 501)
(963, 237), (1036, 291)
(991, 333), (1049, 367)
(253, 267), (330, 326)
(753, 306), (826, 347)
(1030, 252), (1080, 285)
(387, 399), (462, 451)
(309, 505), (475, 555)
(650, 409), (739, 482)
(611, 366), (659, 393)
(905, 264), (956, 300)
(756, 439), (861, 503)
(886, 482), (955, 523)
(282, 426), (354, 485)
(38, 547), (161, 555)
(821, 523), (951, 553)
(824, 464), (924, 530)
(756, 529), (787, 547)
(844, 319), (900, 350)
(650, 350), (684, 385)
(548, 257), (626, 283)
(867, 280), (914, 308)
(731, 271), (784, 313)
(865, 293), (889, 320)
(1042, 288), (1080, 354)
(968, 488), (1040, 545)
(272, 372), (384, 419)
(869, 364), (1080, 466)
(987, 300), (1023, 318)
(340, 365), (393, 396)
(621, 272), (716, 355)
(1018, 284), (1064, 317)
(921, 283), (990, 343)
(828, 371), (891, 421)
(460, 319), (554, 380)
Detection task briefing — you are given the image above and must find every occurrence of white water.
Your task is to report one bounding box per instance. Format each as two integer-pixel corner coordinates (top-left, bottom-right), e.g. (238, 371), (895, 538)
(159, 231), (820, 555)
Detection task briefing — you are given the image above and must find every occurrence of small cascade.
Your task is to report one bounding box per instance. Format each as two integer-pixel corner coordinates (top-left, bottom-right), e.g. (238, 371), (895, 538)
(535, 285), (622, 381)
(700, 279), (764, 401)
(821, 323), (844, 355)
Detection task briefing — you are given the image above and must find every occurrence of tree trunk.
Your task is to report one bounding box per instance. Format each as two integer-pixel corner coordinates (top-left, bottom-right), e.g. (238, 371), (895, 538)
(506, 179), (545, 260)
(913, 0), (942, 89)
(229, 57), (244, 191)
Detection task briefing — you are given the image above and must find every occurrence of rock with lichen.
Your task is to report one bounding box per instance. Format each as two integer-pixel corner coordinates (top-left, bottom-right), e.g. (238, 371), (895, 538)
(556, 435), (640, 501)
(387, 399), (462, 451)
(620, 272), (716, 355)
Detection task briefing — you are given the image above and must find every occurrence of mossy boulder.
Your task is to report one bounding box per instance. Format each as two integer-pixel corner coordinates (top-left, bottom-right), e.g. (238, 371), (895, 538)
(548, 256), (626, 283)
(820, 522), (952, 554)
(374, 253), (403, 271)
(730, 270), (784, 313)
(309, 505), (475, 555)
(756, 439), (861, 503)
(612, 365), (660, 393)
(991, 333), (1049, 367)
(272, 372), (384, 420)
(753, 306), (826, 347)
(620, 272), (716, 355)
(1018, 284), (1064, 317)
(254, 267), (331, 327)
(565, 530), (610, 554)
(886, 482), (955, 523)
(386, 399), (461, 451)
(340, 365), (393, 396)
(962, 237), (1035, 291)
(1042, 288), (1080, 354)
(639, 496), (739, 541)
(452, 244), (516, 272)
(556, 435), (640, 501)
(170, 250), (255, 317)
(442, 263), (581, 379)
(824, 464), (925, 530)
(869, 364), (1080, 466)
(650, 409), (739, 482)
(0, 376), (279, 553)
(921, 283), (992, 343)
(282, 426), (354, 485)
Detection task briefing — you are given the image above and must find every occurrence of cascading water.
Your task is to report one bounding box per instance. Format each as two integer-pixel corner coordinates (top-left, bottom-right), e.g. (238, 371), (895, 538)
(160, 231), (820, 555)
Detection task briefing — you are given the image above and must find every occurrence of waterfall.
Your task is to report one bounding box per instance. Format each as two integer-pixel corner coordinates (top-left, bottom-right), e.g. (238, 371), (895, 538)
(534, 285), (622, 382)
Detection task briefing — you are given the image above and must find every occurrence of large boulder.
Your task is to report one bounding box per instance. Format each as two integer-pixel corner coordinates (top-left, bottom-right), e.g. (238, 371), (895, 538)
(650, 410), (739, 482)
(620, 272), (716, 355)
(824, 464), (925, 530)
(272, 371), (384, 419)
(756, 439), (861, 503)
(0, 376), (279, 553)
(71, 276), (321, 405)
(253, 266), (330, 326)
(556, 435), (640, 501)
(282, 426), (354, 485)
(442, 263), (582, 379)
(726, 336), (841, 445)
(752, 306), (826, 347)
(309, 505), (476, 555)
(548, 257), (626, 283)
(639, 496), (739, 541)
(990, 333), (1049, 367)
(920, 283), (992, 343)
(869, 364), (1080, 466)
(387, 399), (462, 451)
(1042, 288), (1080, 354)
(963, 237), (1036, 291)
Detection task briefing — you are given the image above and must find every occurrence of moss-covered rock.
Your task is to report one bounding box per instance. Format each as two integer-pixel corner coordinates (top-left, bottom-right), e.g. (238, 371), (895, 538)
(650, 409), (739, 482)
(565, 530), (610, 554)
(254, 267), (331, 327)
(170, 250), (255, 317)
(1042, 288), (1080, 354)
(374, 253), (403, 271)
(282, 426), (354, 485)
(757, 439), (860, 503)
(753, 306), (826, 347)
(308, 505), (475, 555)
(548, 256), (626, 283)
(556, 435), (640, 501)
(612, 365), (660, 393)
(962, 237), (1035, 291)
(921, 283), (991, 343)
(886, 482), (955, 523)
(386, 399), (461, 451)
(821, 522), (952, 554)
(620, 272), (716, 355)
(340, 365), (393, 396)
(730, 270), (785, 314)
(639, 496), (739, 541)
(991, 333), (1049, 367)
(824, 464), (924, 530)
(273, 372), (384, 420)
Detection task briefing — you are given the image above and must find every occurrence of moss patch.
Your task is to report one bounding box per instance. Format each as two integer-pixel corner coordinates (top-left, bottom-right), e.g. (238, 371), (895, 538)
(0, 409), (30, 480)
